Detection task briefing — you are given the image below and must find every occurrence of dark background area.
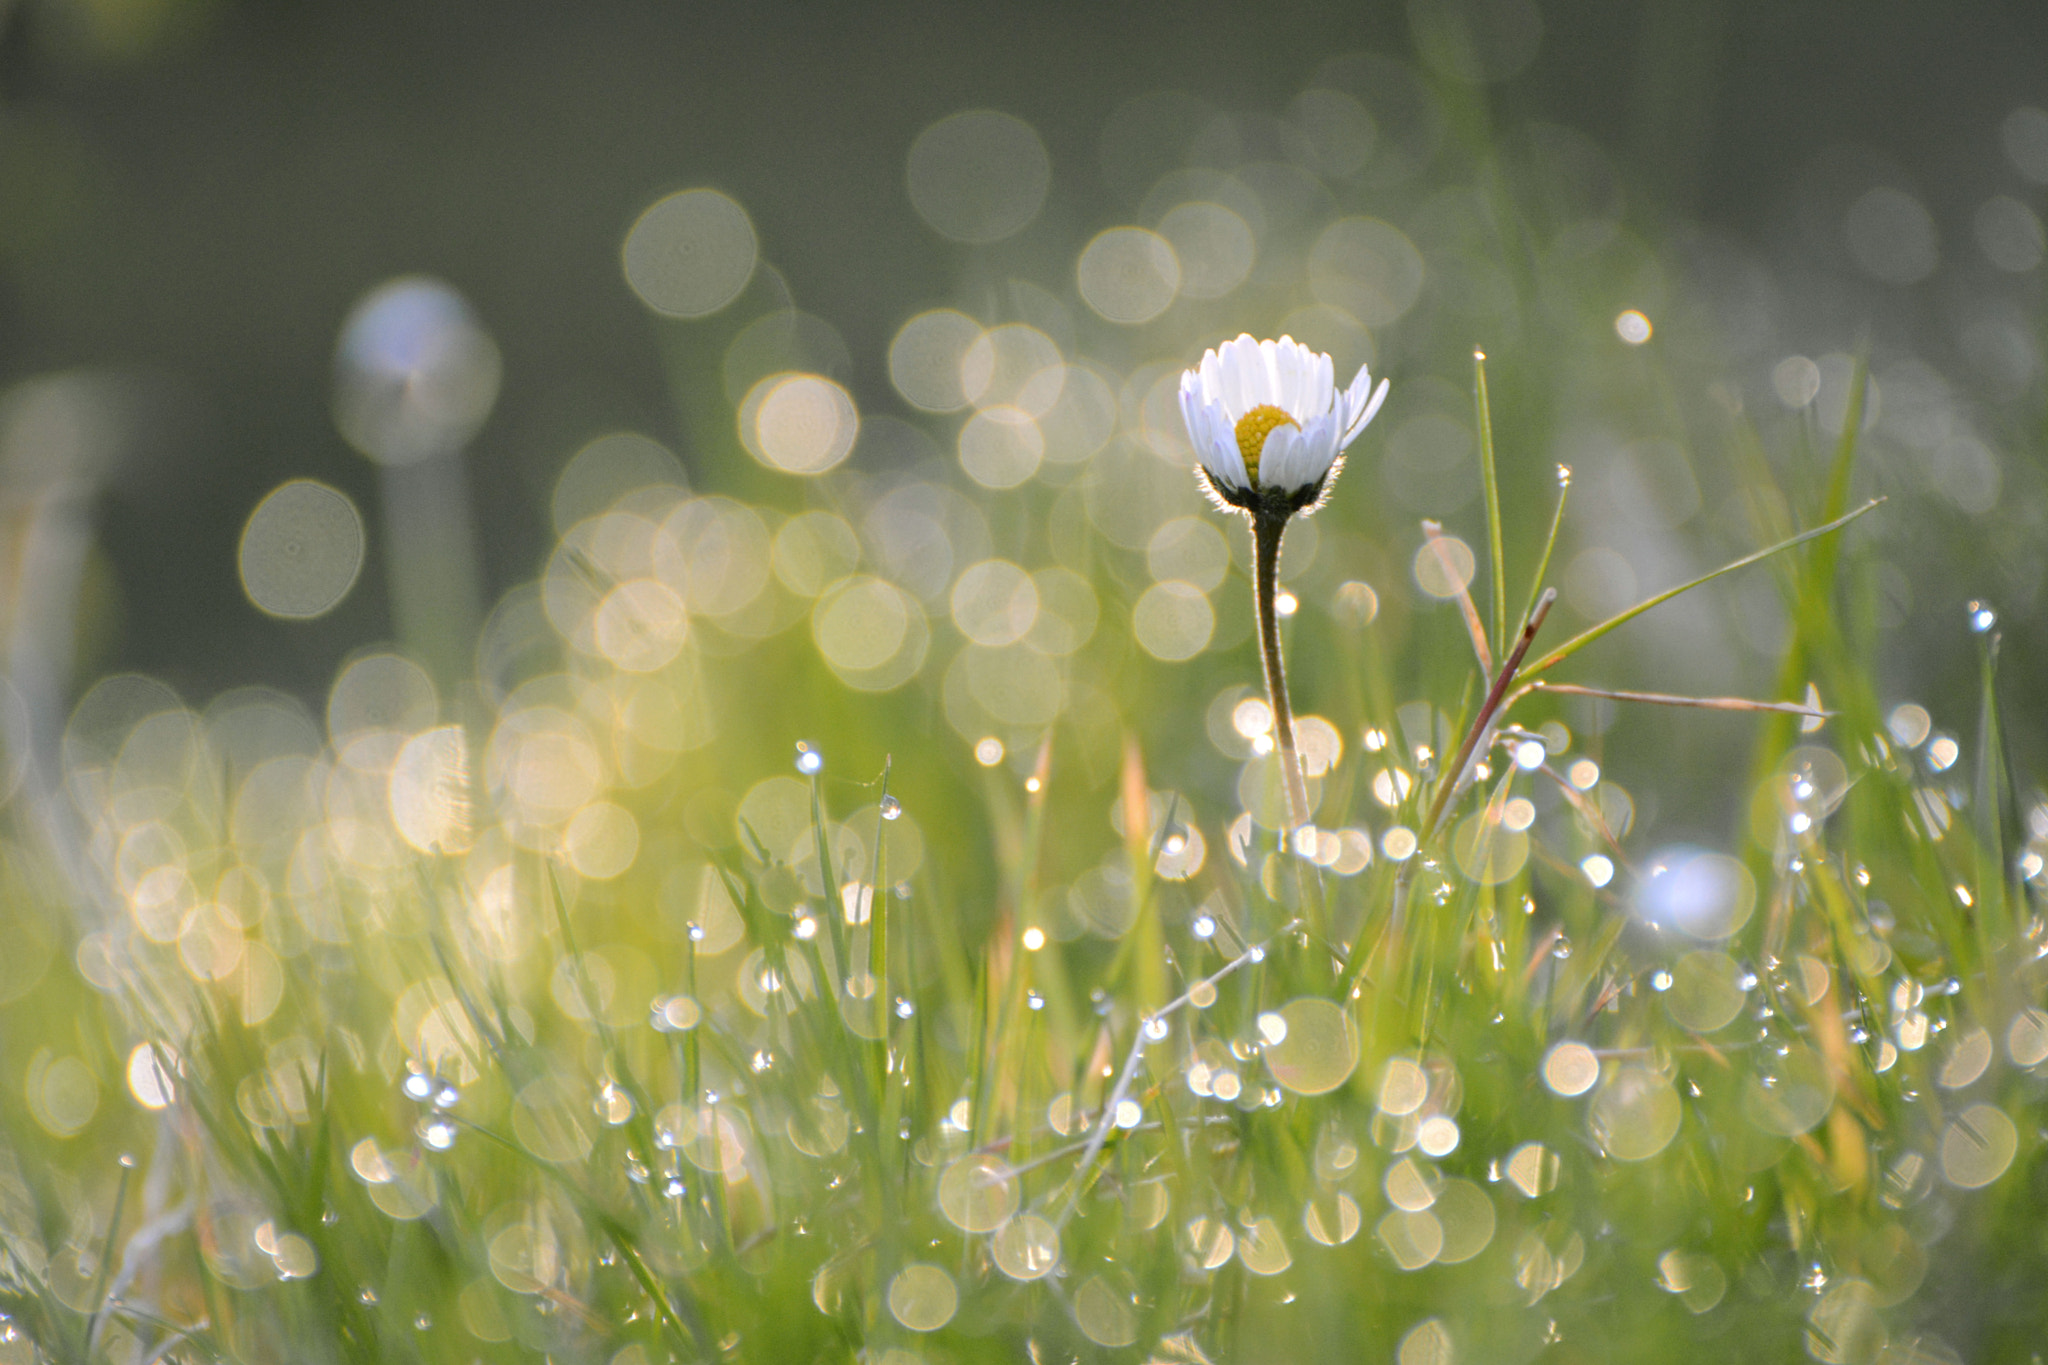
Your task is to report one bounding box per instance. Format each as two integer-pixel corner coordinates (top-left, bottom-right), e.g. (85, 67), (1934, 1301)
(4, 0), (2047, 709)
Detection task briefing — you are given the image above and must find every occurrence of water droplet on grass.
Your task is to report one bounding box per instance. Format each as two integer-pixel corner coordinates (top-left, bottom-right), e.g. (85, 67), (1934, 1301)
(795, 741), (824, 774)
(880, 795), (902, 820)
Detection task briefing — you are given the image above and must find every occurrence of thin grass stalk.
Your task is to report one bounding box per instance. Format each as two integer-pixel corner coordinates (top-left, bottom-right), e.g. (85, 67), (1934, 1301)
(1474, 350), (1507, 657)
(1520, 465), (1571, 632)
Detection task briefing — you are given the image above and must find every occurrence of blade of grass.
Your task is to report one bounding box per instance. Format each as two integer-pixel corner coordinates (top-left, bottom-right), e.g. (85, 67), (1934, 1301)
(79, 1158), (133, 1359)
(1423, 520), (1493, 674)
(1475, 349), (1507, 657)
(867, 756), (893, 1048)
(1521, 499), (1883, 679)
(1808, 352), (1869, 596)
(1522, 681), (1833, 718)
(1422, 590), (1557, 845)
(1520, 465), (1572, 633)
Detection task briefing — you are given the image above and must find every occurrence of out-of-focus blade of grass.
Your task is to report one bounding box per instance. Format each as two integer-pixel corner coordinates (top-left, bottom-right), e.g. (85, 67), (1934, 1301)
(1474, 350), (1506, 658)
(1423, 520), (1493, 675)
(78, 1158), (131, 1360)
(1103, 733), (1167, 1015)
(1808, 355), (1868, 603)
(1972, 625), (2017, 961)
(867, 757), (893, 1053)
(1520, 500), (1883, 679)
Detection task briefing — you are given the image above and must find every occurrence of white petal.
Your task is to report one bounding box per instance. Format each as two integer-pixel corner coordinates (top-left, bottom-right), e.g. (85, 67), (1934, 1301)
(1236, 335), (1269, 411)
(1261, 413), (1343, 493)
(1221, 335), (1263, 415)
(1308, 348), (1336, 418)
(1198, 404), (1234, 467)
(1340, 363), (1375, 420)
(1178, 372), (1206, 441)
(1203, 432), (1250, 491)
(1340, 375), (1391, 448)
(1267, 423), (1339, 494)
(1264, 338), (1297, 415)
(1199, 348), (1233, 418)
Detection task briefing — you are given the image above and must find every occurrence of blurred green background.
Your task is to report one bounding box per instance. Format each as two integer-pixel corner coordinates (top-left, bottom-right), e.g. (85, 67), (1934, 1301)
(5, 0), (2048, 830)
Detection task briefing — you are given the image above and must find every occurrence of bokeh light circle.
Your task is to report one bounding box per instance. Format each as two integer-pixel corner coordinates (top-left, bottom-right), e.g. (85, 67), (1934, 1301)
(239, 480), (365, 619)
(1077, 227), (1181, 323)
(1635, 848), (1755, 940)
(1308, 217), (1424, 327)
(333, 276), (501, 464)
(1589, 1065), (1682, 1161)
(958, 406), (1044, 489)
(887, 1262), (959, 1331)
(889, 309), (984, 411)
(741, 373), (859, 475)
(1132, 581), (1214, 660)
(907, 110), (1051, 243)
(1264, 997), (1360, 1095)
(812, 576), (929, 691)
(621, 189), (758, 318)
(1158, 202), (1255, 300)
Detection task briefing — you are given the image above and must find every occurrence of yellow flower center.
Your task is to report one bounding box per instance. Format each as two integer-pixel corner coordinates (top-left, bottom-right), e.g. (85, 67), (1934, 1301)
(1233, 404), (1298, 487)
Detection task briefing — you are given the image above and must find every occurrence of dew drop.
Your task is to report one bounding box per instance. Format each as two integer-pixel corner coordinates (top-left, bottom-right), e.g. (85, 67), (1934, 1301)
(402, 1071), (434, 1101)
(687, 921), (707, 942)
(434, 1084), (460, 1109)
(1551, 937), (1573, 960)
(419, 1117), (457, 1151)
(795, 741), (824, 775)
(1142, 1016), (1170, 1042)
(1968, 601), (1997, 633)
(663, 1177), (686, 1198)
(1192, 914), (1217, 940)
(880, 795), (903, 820)
(414, 1315), (432, 1331)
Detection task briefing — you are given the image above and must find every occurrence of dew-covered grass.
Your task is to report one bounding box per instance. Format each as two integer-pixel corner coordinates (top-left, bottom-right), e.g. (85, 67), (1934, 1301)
(5, 59), (2048, 1365)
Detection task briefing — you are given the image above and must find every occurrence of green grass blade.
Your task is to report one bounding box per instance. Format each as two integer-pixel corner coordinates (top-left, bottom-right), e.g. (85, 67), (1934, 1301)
(1520, 464), (1571, 632)
(1475, 350), (1507, 656)
(1808, 352), (1868, 595)
(1521, 498), (1883, 679)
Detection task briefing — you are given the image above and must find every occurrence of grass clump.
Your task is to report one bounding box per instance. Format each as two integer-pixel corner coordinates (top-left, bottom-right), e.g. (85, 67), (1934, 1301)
(2, 149), (2044, 1365)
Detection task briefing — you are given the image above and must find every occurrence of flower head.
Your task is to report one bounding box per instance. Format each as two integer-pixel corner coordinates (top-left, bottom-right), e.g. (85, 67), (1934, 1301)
(1177, 334), (1389, 519)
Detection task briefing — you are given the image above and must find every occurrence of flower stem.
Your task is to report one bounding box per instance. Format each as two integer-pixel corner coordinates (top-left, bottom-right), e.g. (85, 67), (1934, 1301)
(1251, 511), (1310, 840)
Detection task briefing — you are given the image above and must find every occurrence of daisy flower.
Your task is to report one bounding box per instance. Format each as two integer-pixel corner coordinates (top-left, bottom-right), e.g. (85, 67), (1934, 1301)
(1177, 334), (1389, 520)
(1176, 335), (1390, 859)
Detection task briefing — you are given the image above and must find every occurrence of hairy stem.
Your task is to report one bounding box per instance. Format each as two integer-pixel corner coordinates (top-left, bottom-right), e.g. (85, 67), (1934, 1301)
(1251, 511), (1310, 839)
